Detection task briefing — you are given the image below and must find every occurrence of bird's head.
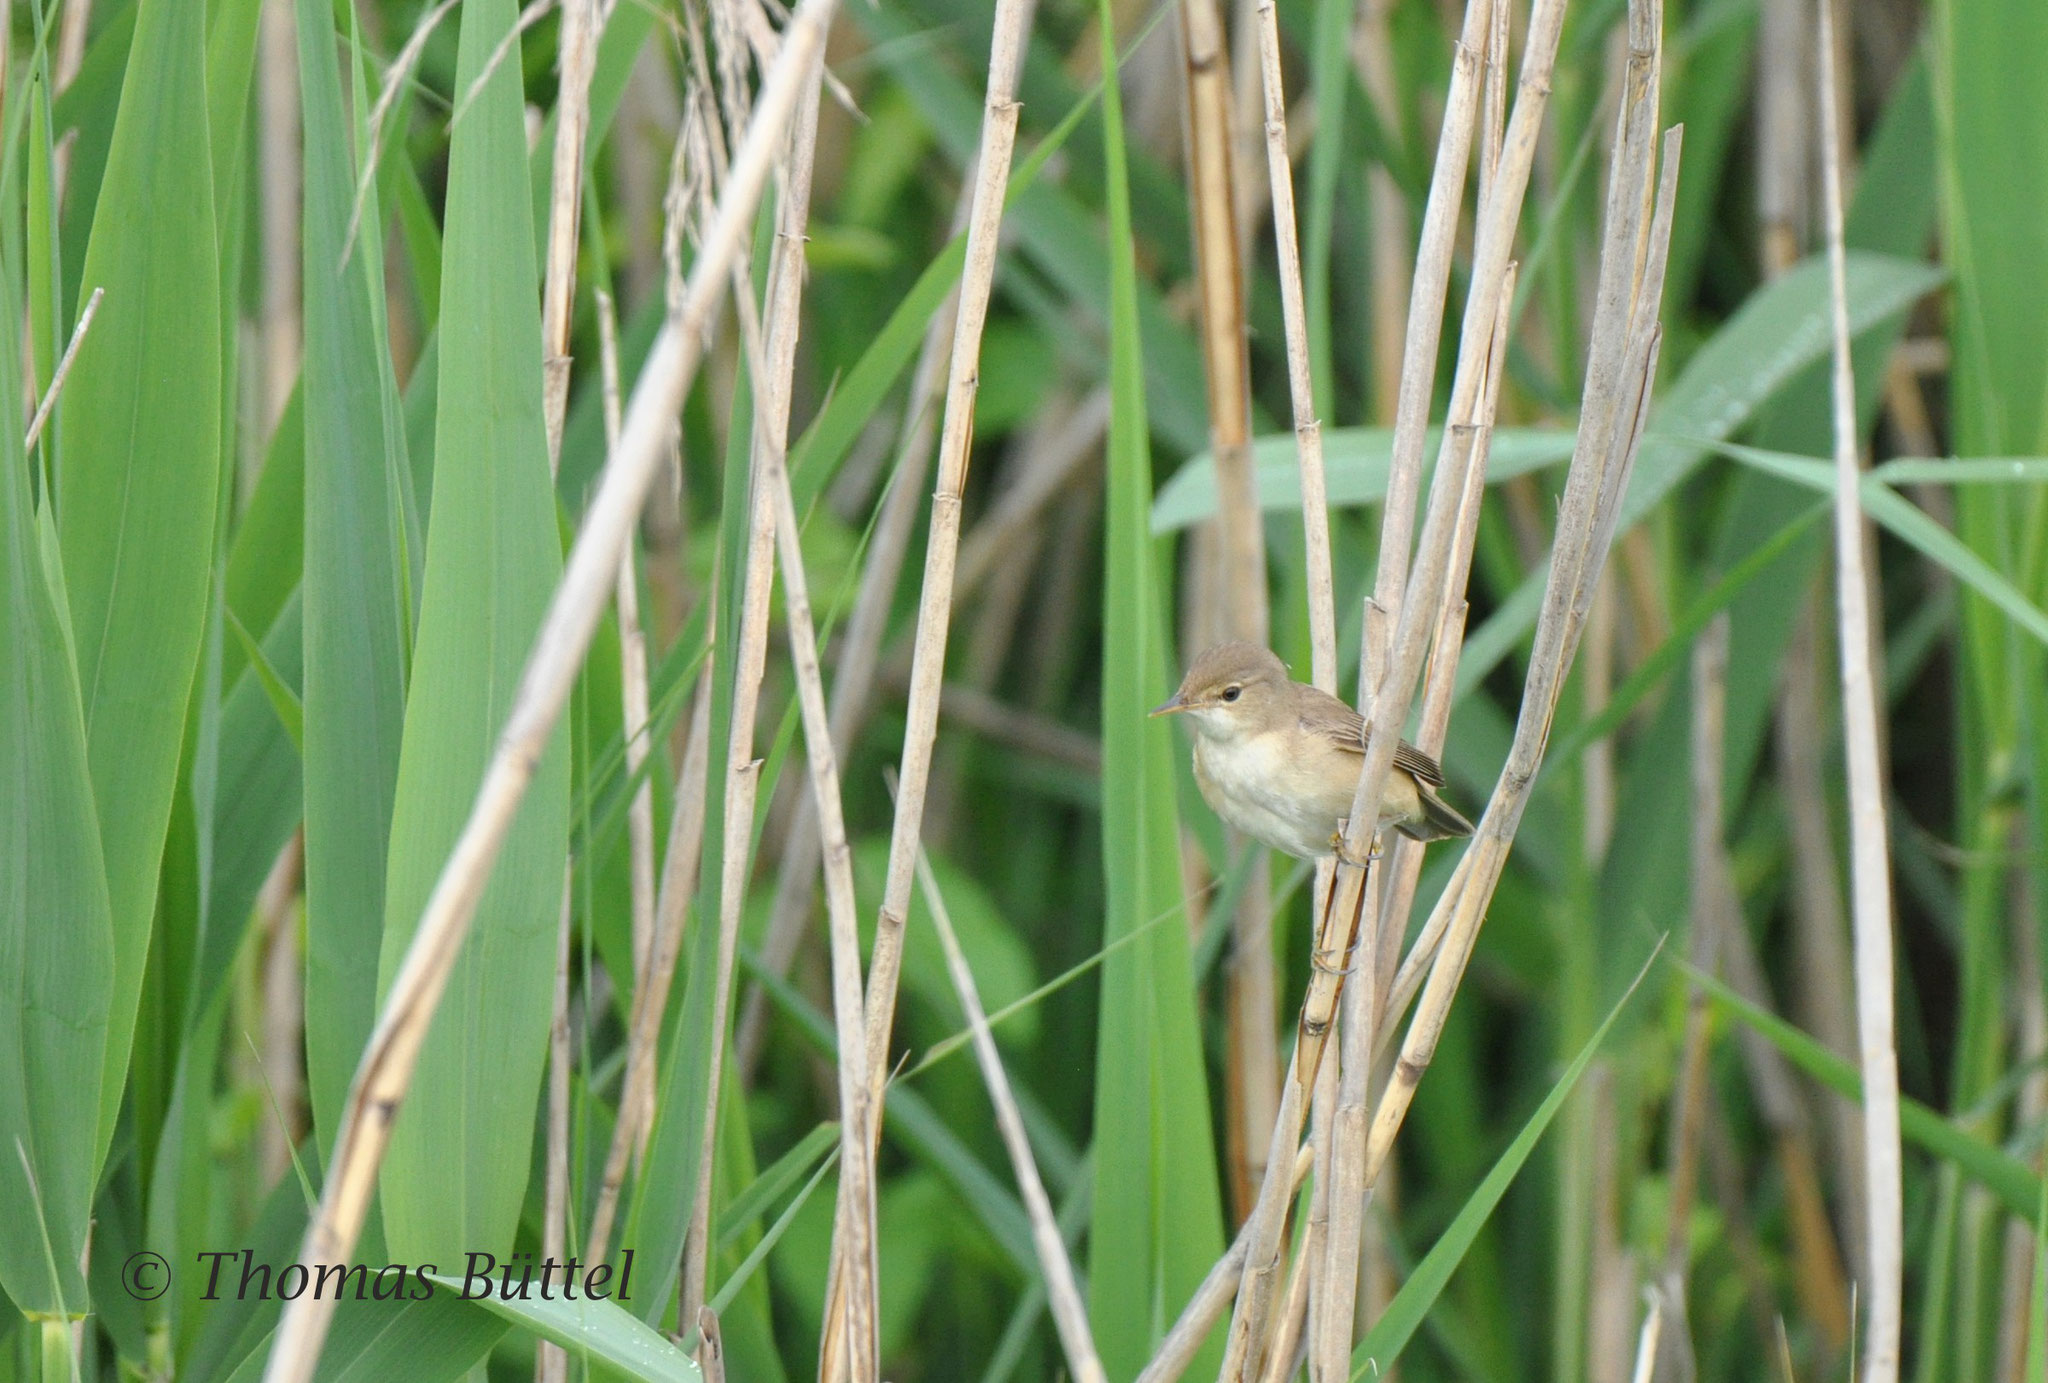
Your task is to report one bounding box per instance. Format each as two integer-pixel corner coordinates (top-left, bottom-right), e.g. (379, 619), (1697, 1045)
(1149, 641), (1291, 742)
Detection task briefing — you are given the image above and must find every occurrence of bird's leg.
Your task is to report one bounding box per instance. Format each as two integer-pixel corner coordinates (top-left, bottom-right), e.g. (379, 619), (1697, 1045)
(1329, 818), (1380, 871)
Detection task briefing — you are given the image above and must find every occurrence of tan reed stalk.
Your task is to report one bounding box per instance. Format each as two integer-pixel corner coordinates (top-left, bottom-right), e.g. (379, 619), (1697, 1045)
(540, 0), (599, 467)
(1257, 1216), (1315, 1383)
(1181, 0), (1277, 1225)
(1221, 0), (1563, 1365)
(769, 379), (885, 1383)
(1816, 0), (1902, 1373)
(819, 3), (1039, 1363)
(593, 285), (661, 1029)
(1363, 0), (1494, 634)
(24, 287), (101, 452)
(578, 282), (700, 1261)
(681, 50), (854, 1351)
(254, 9), (838, 1379)
(1777, 599), (1869, 1273)
(1629, 1295), (1664, 1383)
(1352, 0), (1410, 421)
(852, 0), (1033, 1247)
(1586, 1067), (1633, 1383)
(1660, 616), (1731, 1304)
(1133, 1144), (1315, 1383)
(1178, 0), (1264, 649)
(536, 878), (573, 1383)
(736, 173), (976, 1082)
(1248, 0), (1335, 690)
(696, 1306), (727, 1383)
(53, 0), (90, 92)
(1311, 273), (1513, 1379)
(913, 844), (1107, 1383)
(1756, 0), (1809, 276)
(584, 671), (712, 1267)
(255, 833), (306, 1186)
(1358, 116), (1681, 1225)
(1313, 0), (1565, 1058)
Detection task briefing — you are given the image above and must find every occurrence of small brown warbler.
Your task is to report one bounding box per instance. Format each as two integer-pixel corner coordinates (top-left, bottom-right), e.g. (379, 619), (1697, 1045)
(1150, 641), (1473, 860)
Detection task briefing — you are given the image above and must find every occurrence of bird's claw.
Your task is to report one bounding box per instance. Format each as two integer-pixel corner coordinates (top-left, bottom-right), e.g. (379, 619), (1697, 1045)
(1330, 825), (1379, 870)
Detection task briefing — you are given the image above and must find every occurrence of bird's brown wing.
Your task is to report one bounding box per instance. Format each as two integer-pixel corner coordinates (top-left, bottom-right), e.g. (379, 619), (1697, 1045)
(1299, 686), (1448, 787)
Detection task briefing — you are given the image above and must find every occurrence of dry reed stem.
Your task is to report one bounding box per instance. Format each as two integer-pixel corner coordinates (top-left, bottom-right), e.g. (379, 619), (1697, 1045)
(1351, 0), (1409, 421)
(1248, 0), (1334, 690)
(1629, 1295), (1664, 1383)
(770, 376), (885, 1383)
(696, 1305), (727, 1383)
(854, 0), (1032, 1237)
(684, 45), (853, 1351)
(1257, 1218), (1315, 1383)
(1181, 0), (1276, 1227)
(820, 4), (1039, 1363)
(1363, 0), (1493, 630)
(53, 0), (90, 92)
(736, 176), (976, 1081)
(595, 285), (661, 1026)
(255, 833), (306, 1186)
(1816, 0), (1902, 1374)
(581, 291), (718, 1268)
(536, 878), (573, 1383)
(255, 9), (837, 1379)
(584, 671), (713, 1267)
(24, 286), (101, 452)
(1360, 116), (1680, 1223)
(1775, 602), (1864, 1276)
(540, 0), (601, 467)
(1133, 1143), (1315, 1383)
(913, 845), (1106, 1383)
(1222, 0), (1560, 1362)
(1178, 0), (1264, 648)
(1318, 0), (1564, 1029)
(1312, 275), (1511, 1379)
(1662, 616), (1731, 1290)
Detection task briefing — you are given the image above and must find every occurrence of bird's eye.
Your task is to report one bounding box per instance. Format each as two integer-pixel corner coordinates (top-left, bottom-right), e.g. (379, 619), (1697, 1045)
(1221, 685), (1242, 702)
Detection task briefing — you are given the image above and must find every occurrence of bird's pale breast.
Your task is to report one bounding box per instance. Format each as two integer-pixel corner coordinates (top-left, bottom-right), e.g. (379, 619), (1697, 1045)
(1192, 728), (1423, 860)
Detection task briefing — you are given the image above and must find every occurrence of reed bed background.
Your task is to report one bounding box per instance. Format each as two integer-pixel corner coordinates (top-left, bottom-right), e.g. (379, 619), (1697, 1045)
(1, 0), (2042, 1379)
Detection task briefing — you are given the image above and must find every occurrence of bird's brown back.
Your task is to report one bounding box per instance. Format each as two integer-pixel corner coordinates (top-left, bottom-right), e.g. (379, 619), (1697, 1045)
(1291, 682), (1448, 787)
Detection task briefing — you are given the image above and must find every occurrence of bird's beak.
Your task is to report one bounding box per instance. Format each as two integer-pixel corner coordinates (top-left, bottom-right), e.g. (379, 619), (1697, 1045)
(1149, 693), (1187, 718)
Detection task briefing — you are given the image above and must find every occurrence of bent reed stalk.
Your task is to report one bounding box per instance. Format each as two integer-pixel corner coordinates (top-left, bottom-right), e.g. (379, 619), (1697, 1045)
(255, 5), (839, 1380)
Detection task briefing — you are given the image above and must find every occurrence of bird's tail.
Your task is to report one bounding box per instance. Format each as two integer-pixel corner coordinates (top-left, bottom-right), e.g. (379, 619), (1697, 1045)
(1397, 786), (1474, 842)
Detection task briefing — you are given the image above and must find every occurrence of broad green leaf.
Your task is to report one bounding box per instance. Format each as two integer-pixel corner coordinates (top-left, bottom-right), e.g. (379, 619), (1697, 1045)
(1351, 947), (1657, 1376)
(1155, 253), (1943, 533)
(55, 0), (222, 1162)
(297, 0), (412, 1152)
(0, 258), (111, 1319)
(192, 595), (303, 1026)
(423, 1278), (701, 1383)
(1703, 439), (2048, 649)
(1088, 2), (1226, 1375)
(377, 0), (570, 1268)
(1934, 0), (2048, 459)
(217, 1292), (506, 1383)
(1151, 427), (1579, 534)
